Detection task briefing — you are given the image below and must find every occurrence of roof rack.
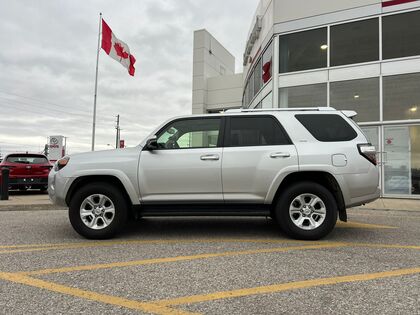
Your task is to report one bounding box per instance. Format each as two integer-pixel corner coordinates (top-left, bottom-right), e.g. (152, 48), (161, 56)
(225, 107), (336, 113)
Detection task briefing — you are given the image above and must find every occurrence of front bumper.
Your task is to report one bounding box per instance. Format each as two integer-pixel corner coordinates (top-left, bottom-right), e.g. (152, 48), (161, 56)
(48, 170), (72, 207)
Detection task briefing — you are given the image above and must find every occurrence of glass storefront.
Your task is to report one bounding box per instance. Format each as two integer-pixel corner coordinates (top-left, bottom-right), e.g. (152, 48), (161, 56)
(330, 78), (379, 122)
(279, 83), (327, 108)
(330, 18), (379, 66)
(383, 125), (420, 196)
(383, 10), (420, 60)
(279, 27), (327, 73)
(383, 73), (420, 121)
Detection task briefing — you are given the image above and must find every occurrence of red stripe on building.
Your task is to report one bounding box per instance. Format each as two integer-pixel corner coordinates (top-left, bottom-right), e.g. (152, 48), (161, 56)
(382, 0), (417, 7)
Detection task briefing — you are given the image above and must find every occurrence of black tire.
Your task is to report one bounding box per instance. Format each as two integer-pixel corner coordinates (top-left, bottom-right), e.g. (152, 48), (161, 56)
(69, 182), (128, 239)
(275, 182), (337, 240)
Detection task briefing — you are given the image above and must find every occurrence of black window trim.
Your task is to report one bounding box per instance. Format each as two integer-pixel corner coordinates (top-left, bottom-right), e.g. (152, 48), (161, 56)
(224, 115), (293, 148)
(149, 116), (225, 151)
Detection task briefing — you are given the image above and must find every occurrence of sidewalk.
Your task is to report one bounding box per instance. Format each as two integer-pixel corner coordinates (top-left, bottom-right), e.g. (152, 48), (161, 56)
(354, 198), (419, 212)
(0, 194), (66, 211)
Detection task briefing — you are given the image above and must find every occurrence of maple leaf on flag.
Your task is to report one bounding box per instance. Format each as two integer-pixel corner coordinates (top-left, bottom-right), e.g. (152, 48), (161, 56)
(114, 42), (129, 60)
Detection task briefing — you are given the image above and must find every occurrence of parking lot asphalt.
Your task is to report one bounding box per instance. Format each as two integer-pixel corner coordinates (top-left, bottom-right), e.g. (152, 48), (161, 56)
(0, 208), (418, 314)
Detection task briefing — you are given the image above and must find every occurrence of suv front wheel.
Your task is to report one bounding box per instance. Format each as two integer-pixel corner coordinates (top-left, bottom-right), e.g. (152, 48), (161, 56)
(275, 182), (337, 240)
(69, 182), (128, 239)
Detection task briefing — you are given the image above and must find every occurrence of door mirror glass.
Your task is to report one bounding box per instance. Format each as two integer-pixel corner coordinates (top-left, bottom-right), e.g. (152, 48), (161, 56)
(144, 136), (158, 151)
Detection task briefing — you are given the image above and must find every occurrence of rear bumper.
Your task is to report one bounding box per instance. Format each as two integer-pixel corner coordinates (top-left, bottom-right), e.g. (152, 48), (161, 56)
(9, 177), (48, 186)
(338, 164), (381, 208)
(346, 187), (381, 208)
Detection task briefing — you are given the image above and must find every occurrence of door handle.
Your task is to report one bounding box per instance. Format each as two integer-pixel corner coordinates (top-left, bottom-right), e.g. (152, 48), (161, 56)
(200, 154), (220, 161)
(270, 152), (290, 158)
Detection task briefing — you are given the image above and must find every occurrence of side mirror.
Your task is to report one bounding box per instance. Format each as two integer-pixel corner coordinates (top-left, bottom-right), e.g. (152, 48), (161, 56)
(144, 136), (158, 151)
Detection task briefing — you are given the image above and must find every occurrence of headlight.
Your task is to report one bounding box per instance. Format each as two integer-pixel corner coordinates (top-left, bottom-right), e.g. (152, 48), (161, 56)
(54, 157), (70, 172)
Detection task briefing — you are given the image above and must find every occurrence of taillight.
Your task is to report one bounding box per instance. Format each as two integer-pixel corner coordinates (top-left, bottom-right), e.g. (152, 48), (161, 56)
(357, 144), (377, 165)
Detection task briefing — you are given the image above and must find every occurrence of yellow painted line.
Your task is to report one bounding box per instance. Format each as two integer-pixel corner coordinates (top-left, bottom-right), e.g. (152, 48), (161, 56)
(23, 243), (345, 276)
(0, 272), (195, 315)
(0, 238), (309, 254)
(336, 221), (397, 229)
(348, 243), (420, 250)
(155, 267), (420, 307)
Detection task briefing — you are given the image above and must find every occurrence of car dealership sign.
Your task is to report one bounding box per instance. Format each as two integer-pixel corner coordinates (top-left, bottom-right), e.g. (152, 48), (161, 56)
(48, 135), (66, 161)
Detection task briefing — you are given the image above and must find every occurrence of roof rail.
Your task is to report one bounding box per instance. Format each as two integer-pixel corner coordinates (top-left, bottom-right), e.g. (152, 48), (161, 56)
(225, 107), (336, 113)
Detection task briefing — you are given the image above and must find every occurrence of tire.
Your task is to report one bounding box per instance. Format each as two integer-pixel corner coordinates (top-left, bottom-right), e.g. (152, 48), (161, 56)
(69, 182), (128, 239)
(275, 182), (337, 240)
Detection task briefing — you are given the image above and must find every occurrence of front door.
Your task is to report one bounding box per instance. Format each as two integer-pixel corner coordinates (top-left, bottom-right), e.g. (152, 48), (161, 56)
(139, 117), (223, 203)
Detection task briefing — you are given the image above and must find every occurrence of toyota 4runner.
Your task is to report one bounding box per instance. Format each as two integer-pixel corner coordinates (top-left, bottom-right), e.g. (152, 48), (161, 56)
(49, 107), (380, 240)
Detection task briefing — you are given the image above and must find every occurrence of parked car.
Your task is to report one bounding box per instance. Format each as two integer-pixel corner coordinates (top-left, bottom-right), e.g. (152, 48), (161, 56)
(49, 107), (380, 240)
(0, 153), (52, 191)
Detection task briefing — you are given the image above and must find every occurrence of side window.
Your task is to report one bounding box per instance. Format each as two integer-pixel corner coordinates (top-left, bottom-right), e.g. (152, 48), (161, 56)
(156, 118), (221, 149)
(295, 114), (357, 142)
(227, 116), (291, 147)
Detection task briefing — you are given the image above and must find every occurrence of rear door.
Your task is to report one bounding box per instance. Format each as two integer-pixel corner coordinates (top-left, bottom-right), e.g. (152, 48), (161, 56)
(222, 115), (298, 203)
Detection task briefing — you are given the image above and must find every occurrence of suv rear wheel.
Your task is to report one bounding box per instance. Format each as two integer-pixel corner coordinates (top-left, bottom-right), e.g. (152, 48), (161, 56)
(275, 182), (337, 240)
(69, 182), (128, 239)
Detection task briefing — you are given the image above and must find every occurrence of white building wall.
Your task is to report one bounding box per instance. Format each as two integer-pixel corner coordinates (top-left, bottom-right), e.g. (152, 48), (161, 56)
(192, 29), (243, 114)
(273, 0), (380, 24)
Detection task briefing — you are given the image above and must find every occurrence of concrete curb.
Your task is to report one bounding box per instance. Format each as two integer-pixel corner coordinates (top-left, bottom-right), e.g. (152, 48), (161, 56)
(0, 204), (67, 211)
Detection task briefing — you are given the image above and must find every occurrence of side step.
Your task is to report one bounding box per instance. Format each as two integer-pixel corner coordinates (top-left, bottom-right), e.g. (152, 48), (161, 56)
(134, 203), (271, 217)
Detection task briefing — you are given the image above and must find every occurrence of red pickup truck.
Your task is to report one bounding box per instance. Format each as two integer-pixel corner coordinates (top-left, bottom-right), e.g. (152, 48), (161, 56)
(0, 153), (52, 191)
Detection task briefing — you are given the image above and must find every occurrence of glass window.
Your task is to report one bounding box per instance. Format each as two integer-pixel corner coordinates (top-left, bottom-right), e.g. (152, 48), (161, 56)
(383, 10), (420, 60)
(383, 73), (420, 121)
(330, 78), (379, 122)
(279, 28), (327, 73)
(227, 116), (291, 147)
(330, 18), (379, 66)
(262, 41), (273, 82)
(243, 83), (249, 108)
(295, 114), (357, 142)
(384, 125), (420, 195)
(6, 154), (48, 164)
(248, 72), (254, 103)
(279, 83), (327, 108)
(254, 58), (262, 95)
(157, 118), (221, 149)
(262, 92), (272, 108)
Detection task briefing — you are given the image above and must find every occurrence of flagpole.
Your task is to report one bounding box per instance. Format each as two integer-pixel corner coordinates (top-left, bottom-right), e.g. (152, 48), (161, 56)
(92, 12), (102, 151)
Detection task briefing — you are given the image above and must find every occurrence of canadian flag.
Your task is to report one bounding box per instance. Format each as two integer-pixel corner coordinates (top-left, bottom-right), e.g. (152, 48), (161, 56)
(101, 19), (136, 76)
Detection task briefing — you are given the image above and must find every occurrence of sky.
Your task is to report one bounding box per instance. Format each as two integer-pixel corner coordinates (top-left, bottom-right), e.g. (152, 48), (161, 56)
(0, 0), (257, 156)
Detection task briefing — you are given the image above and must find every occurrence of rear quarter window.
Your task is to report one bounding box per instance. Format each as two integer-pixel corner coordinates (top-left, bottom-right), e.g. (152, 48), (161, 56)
(295, 114), (357, 142)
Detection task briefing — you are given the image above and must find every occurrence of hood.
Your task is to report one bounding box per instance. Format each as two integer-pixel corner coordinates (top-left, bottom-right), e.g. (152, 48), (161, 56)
(69, 146), (141, 159)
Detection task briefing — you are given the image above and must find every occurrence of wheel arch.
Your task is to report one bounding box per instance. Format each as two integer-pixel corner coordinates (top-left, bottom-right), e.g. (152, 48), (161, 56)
(270, 171), (347, 222)
(65, 175), (135, 211)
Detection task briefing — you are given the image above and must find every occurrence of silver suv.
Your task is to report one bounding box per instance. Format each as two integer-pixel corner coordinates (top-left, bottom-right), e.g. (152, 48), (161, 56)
(48, 108), (380, 240)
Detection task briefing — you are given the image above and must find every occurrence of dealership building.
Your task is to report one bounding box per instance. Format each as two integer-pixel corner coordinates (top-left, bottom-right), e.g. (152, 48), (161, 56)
(192, 0), (420, 199)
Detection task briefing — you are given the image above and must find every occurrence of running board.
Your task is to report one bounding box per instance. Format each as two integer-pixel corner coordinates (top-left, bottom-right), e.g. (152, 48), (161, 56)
(133, 203), (271, 217)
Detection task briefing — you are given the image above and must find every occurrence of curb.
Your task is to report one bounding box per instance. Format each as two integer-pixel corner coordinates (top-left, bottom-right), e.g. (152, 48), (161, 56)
(0, 204), (67, 211)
